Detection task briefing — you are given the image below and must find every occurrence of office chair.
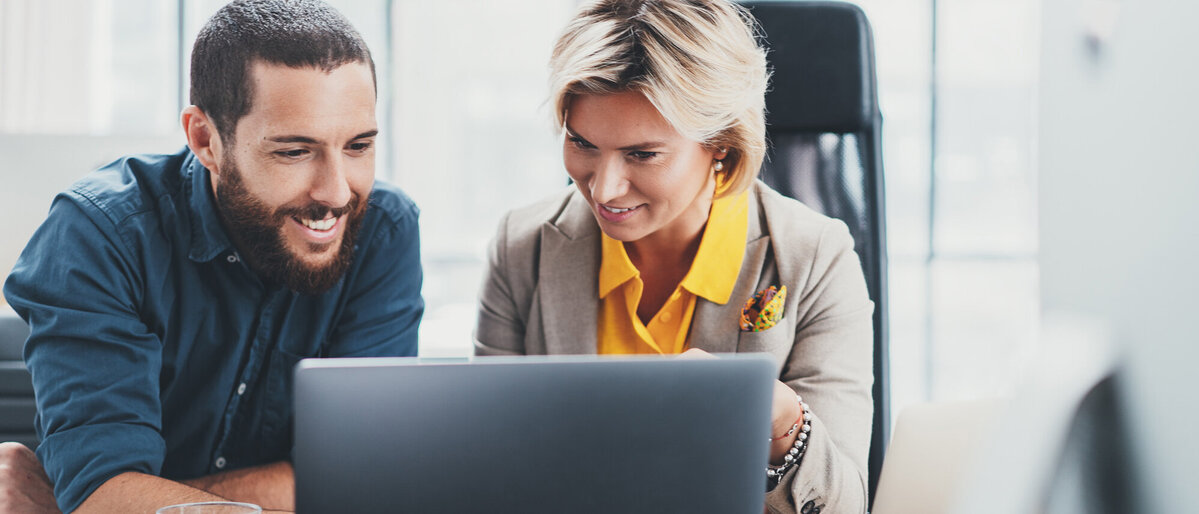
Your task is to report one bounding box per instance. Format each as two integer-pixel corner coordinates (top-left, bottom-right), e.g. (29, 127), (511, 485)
(742, 1), (890, 507)
(0, 312), (37, 449)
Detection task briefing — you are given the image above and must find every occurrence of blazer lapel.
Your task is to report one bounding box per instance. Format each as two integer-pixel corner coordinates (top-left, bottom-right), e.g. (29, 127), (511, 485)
(690, 187), (771, 354)
(538, 193), (600, 355)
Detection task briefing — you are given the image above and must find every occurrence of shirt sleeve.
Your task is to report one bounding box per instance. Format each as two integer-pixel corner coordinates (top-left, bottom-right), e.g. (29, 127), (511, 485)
(325, 194), (424, 358)
(3, 193), (167, 513)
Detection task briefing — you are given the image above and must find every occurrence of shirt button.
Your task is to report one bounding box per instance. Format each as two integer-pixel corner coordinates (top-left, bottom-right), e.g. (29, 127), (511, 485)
(660, 312), (672, 323)
(226, 254), (239, 263)
(237, 383), (247, 395)
(215, 456), (226, 469)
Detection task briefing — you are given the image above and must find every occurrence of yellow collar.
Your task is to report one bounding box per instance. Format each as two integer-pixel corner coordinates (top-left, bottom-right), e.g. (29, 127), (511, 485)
(598, 190), (749, 304)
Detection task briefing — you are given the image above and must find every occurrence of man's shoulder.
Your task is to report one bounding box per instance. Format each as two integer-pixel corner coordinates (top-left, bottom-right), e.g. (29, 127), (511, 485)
(64, 147), (192, 227)
(366, 179), (419, 229)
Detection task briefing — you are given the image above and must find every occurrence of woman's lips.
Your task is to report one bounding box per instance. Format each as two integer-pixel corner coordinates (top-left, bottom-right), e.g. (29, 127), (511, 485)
(596, 202), (642, 222)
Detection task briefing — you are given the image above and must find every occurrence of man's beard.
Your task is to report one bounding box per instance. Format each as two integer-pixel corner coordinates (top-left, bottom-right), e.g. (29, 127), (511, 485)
(213, 156), (368, 295)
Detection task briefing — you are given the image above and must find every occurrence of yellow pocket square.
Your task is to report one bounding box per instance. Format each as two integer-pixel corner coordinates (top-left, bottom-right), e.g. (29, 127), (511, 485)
(739, 285), (787, 332)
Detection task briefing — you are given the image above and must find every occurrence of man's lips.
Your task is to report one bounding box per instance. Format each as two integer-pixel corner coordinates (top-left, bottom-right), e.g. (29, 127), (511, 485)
(290, 214), (344, 242)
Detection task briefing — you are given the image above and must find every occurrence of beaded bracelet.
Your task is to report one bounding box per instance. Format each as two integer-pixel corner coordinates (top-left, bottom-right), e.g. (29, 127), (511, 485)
(766, 394), (810, 486)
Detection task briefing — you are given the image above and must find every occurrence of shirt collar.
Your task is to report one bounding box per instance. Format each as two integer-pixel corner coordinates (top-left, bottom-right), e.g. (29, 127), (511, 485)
(597, 189), (749, 304)
(598, 234), (639, 299)
(185, 153), (237, 263)
(679, 190), (748, 304)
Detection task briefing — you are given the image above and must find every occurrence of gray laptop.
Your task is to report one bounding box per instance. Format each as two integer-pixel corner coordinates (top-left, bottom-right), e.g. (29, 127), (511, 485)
(293, 354), (776, 514)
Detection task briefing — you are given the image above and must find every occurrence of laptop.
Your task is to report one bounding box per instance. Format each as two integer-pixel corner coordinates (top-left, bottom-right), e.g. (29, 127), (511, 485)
(293, 354), (776, 514)
(869, 399), (1006, 514)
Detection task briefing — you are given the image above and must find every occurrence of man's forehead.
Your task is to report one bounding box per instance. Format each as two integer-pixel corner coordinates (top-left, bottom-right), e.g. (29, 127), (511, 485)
(237, 60), (377, 141)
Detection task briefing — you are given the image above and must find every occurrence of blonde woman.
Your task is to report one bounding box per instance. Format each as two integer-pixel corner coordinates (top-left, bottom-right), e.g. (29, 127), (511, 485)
(474, 1), (873, 512)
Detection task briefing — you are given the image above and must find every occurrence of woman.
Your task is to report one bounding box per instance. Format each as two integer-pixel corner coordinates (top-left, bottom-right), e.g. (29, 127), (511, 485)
(474, 1), (874, 512)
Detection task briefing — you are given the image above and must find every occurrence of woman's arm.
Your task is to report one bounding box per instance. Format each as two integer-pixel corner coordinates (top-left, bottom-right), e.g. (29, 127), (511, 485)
(475, 211), (529, 356)
(767, 220), (875, 514)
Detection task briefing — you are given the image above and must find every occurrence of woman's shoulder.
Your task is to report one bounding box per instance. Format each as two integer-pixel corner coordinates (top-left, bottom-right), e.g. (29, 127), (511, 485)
(492, 186), (596, 258)
(751, 180), (854, 252)
(500, 186), (578, 234)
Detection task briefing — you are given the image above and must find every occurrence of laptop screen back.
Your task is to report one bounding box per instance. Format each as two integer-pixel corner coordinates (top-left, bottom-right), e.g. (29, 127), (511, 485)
(294, 354), (775, 514)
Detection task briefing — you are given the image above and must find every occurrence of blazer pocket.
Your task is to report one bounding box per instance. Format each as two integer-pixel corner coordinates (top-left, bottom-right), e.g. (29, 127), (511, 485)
(737, 324), (793, 362)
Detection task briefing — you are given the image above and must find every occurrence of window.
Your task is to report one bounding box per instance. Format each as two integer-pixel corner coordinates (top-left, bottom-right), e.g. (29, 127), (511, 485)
(0, 0), (1042, 428)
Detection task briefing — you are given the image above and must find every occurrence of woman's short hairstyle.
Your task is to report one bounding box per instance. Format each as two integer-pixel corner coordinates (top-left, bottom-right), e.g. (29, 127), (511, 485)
(549, 0), (770, 197)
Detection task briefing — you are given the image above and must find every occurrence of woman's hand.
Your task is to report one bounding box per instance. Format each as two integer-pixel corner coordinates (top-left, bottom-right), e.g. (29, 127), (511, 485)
(768, 380), (803, 464)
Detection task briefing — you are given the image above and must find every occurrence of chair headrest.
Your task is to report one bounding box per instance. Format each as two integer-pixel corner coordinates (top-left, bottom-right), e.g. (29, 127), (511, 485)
(745, 1), (879, 133)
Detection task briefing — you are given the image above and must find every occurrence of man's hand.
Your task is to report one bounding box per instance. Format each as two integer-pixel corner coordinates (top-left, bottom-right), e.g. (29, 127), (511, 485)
(0, 442), (60, 513)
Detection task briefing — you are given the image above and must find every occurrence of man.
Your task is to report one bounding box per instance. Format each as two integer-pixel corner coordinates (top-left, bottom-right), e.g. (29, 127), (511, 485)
(0, 1), (422, 511)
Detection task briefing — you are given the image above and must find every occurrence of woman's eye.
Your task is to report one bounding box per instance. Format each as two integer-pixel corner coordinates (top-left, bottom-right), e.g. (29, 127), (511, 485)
(569, 137), (593, 149)
(630, 151), (658, 160)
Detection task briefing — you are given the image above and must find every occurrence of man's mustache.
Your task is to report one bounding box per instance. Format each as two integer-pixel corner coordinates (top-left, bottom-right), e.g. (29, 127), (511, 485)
(277, 195), (361, 221)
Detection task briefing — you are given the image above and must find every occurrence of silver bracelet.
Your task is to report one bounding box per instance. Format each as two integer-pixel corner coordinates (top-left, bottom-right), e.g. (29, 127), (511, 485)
(766, 394), (810, 485)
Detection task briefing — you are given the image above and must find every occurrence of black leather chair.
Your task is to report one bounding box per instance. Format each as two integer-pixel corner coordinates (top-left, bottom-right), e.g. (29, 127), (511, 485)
(0, 312), (37, 449)
(742, 1), (890, 506)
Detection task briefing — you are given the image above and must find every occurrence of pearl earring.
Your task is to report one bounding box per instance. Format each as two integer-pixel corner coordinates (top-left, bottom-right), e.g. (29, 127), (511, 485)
(714, 160), (725, 172)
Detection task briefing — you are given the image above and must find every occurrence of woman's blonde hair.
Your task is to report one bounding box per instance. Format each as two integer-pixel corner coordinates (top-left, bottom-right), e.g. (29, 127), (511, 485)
(549, 0), (770, 197)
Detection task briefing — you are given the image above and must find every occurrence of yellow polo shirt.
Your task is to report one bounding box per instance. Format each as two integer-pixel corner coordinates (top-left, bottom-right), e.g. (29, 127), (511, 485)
(597, 190), (749, 354)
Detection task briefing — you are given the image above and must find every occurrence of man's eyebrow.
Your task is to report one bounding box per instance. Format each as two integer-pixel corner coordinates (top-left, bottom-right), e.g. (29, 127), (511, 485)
(265, 130), (379, 145)
(265, 135), (321, 144)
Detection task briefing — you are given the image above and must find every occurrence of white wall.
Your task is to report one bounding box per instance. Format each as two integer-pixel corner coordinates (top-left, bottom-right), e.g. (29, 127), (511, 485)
(1037, 0), (1199, 511)
(0, 135), (182, 284)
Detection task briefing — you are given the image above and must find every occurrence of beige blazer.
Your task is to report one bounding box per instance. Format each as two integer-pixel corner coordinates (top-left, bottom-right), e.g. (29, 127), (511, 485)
(475, 181), (874, 514)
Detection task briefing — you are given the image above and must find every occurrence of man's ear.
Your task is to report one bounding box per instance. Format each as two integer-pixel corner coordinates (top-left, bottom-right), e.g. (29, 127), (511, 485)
(181, 106), (225, 176)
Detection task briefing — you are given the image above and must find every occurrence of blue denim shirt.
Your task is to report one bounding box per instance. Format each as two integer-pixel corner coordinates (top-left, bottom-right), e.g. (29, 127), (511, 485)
(3, 147), (423, 512)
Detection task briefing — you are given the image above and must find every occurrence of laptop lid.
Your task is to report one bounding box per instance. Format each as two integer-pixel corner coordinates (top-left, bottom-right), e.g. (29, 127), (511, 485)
(870, 399), (1006, 514)
(293, 354), (775, 514)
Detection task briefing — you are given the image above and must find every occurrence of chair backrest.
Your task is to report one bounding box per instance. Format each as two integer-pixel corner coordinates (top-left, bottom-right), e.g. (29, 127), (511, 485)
(0, 312), (37, 449)
(742, 1), (890, 506)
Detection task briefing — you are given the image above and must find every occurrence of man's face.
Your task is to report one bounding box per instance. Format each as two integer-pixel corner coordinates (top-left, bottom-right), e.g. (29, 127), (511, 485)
(212, 60), (378, 294)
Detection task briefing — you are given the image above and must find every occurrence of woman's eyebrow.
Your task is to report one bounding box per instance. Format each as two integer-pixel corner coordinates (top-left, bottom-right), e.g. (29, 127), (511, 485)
(565, 125), (664, 150)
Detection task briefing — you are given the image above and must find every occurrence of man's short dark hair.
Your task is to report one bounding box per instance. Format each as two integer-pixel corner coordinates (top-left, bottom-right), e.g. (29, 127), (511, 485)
(190, 0), (376, 143)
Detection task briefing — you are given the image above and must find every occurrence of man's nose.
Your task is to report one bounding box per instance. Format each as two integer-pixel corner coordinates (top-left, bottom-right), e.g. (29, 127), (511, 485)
(310, 154), (353, 208)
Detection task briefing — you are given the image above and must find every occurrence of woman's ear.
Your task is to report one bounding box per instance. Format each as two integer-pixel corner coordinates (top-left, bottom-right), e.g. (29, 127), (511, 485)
(181, 105), (225, 176)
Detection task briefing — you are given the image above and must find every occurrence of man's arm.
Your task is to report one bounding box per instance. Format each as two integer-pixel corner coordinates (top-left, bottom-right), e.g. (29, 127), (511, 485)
(79, 463), (294, 513)
(75, 473), (225, 513)
(0, 442), (58, 513)
(181, 462), (293, 511)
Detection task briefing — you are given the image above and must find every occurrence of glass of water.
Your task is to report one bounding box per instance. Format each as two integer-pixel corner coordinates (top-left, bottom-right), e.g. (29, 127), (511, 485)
(156, 501), (262, 514)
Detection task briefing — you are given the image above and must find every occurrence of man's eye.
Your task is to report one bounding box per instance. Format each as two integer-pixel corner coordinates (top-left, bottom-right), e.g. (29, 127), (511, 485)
(630, 151), (658, 160)
(349, 141), (373, 152)
(276, 149), (307, 158)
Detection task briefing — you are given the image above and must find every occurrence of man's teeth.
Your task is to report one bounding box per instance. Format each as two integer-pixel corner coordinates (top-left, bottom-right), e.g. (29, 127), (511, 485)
(300, 217), (336, 231)
(602, 205), (634, 213)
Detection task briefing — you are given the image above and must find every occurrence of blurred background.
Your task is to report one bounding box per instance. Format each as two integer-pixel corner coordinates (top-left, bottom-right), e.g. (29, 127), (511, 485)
(0, 0), (1042, 429)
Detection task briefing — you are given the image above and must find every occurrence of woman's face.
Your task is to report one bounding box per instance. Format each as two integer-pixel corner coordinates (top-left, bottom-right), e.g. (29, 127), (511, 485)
(563, 91), (726, 246)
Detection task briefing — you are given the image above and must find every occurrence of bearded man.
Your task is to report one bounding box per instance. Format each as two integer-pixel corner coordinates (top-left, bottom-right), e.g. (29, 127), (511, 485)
(0, 1), (422, 512)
